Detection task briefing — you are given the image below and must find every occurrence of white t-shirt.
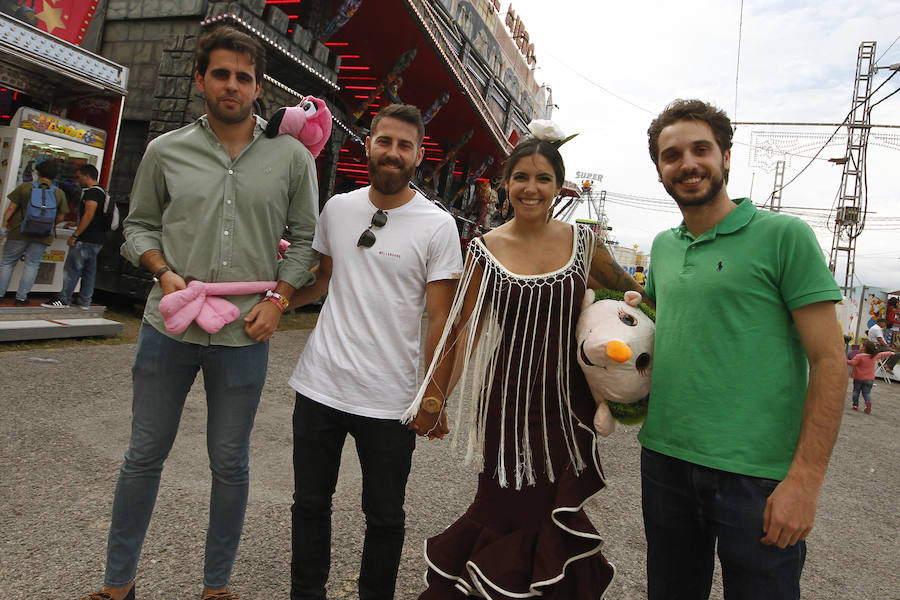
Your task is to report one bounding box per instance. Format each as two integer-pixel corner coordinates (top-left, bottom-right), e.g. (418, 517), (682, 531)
(289, 186), (463, 419)
(868, 323), (885, 344)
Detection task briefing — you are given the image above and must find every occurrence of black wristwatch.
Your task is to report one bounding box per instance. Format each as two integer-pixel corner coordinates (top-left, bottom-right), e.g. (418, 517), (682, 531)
(152, 265), (171, 282)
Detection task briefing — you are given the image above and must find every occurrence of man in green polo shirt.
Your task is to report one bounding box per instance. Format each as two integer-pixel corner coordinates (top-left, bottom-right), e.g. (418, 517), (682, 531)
(640, 99), (846, 599)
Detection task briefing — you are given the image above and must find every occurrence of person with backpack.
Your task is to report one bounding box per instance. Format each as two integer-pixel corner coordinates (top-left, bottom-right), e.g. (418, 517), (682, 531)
(0, 159), (68, 306)
(42, 164), (114, 309)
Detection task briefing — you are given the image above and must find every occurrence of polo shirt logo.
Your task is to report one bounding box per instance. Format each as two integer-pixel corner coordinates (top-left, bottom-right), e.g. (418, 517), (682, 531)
(716, 261), (724, 271)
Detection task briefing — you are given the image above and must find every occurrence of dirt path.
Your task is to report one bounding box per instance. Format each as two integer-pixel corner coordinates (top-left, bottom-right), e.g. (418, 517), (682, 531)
(1, 330), (897, 598)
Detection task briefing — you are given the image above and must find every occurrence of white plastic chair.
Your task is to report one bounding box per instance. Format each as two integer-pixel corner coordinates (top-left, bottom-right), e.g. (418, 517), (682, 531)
(875, 355), (893, 384)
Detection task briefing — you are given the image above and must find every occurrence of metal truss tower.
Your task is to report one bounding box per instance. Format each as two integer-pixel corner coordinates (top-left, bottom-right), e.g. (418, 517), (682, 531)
(770, 160), (785, 212)
(829, 41), (876, 292)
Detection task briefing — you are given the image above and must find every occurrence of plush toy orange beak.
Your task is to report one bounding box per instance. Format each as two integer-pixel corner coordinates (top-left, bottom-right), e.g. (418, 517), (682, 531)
(606, 340), (632, 363)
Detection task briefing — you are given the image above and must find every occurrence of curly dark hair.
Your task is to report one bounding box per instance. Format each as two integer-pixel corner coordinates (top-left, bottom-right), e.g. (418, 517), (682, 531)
(647, 99), (733, 167)
(860, 338), (878, 357)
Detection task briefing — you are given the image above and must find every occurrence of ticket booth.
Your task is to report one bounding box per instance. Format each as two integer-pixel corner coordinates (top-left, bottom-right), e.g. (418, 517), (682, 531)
(0, 11), (127, 294)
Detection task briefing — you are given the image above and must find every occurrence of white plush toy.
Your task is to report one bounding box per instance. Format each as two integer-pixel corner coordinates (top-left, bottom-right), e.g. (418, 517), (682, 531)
(576, 289), (655, 436)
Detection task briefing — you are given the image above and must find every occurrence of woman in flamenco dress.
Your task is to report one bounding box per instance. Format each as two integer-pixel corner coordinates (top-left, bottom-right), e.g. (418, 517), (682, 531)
(405, 133), (646, 599)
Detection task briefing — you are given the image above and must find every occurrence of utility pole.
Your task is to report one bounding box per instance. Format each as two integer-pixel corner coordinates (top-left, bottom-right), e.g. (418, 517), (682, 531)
(829, 41), (876, 293)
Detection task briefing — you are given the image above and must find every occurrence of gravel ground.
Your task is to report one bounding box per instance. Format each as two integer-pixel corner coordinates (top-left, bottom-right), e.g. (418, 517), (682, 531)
(1, 329), (898, 599)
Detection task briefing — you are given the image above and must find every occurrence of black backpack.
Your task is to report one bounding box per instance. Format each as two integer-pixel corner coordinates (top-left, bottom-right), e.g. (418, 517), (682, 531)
(87, 185), (119, 231)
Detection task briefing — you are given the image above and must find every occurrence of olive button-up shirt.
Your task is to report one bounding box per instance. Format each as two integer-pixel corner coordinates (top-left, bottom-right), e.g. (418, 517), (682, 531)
(122, 115), (319, 346)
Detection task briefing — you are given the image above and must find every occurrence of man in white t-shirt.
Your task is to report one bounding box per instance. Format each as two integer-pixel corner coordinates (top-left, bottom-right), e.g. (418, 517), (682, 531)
(867, 317), (898, 373)
(287, 104), (463, 600)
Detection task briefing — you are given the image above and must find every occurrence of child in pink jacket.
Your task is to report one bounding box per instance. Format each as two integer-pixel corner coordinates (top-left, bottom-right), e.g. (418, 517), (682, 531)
(847, 339), (893, 413)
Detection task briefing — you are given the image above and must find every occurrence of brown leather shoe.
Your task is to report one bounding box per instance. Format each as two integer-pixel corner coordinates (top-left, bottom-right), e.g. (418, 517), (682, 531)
(201, 590), (239, 600)
(81, 585), (135, 600)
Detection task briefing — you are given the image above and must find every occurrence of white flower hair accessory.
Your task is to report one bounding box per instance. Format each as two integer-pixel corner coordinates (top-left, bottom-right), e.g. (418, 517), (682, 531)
(527, 119), (578, 147)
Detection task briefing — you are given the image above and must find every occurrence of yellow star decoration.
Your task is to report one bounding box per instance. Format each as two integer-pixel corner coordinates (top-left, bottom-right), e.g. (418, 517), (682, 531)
(37, 0), (67, 34)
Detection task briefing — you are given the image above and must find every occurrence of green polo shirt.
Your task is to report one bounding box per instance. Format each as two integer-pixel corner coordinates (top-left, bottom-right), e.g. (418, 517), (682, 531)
(640, 198), (841, 480)
(122, 115), (319, 346)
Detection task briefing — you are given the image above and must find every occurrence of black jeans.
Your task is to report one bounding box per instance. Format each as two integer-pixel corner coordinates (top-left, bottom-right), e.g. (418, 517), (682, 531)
(291, 393), (416, 600)
(641, 448), (806, 600)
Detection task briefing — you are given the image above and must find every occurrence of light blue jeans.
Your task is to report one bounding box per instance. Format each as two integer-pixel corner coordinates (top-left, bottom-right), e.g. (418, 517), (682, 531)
(0, 238), (46, 300)
(59, 240), (104, 306)
(105, 323), (269, 588)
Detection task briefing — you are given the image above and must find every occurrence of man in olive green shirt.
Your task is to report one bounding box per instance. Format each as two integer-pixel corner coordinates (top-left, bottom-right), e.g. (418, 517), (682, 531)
(0, 159), (69, 306)
(84, 26), (319, 600)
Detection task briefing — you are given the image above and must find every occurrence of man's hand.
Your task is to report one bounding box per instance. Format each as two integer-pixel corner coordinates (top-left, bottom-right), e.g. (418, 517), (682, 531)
(761, 301), (845, 549)
(67, 236), (77, 247)
(408, 404), (449, 440)
(761, 475), (818, 548)
(243, 300), (282, 342)
(159, 271), (186, 296)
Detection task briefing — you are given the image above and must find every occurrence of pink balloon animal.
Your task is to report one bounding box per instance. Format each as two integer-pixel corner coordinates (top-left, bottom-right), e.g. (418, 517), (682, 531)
(264, 95), (333, 158)
(158, 280), (278, 334)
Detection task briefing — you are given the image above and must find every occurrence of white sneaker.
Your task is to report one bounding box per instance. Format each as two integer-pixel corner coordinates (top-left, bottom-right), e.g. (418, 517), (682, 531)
(40, 300), (69, 309)
(78, 304), (91, 311)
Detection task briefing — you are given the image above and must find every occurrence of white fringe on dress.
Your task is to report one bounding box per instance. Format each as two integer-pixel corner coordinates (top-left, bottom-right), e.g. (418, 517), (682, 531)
(402, 224), (596, 489)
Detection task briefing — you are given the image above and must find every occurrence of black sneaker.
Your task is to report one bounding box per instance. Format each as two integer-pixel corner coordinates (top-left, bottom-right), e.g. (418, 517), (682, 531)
(40, 299), (69, 309)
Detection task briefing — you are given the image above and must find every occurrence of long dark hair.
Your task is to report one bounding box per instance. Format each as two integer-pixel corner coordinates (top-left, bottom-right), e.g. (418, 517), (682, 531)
(502, 136), (565, 186)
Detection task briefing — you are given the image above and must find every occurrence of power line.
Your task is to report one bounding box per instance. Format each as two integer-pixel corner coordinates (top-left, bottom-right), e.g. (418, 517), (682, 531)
(733, 121), (900, 128)
(761, 69), (899, 208)
(875, 33), (900, 64)
(734, 0), (744, 120)
(868, 85), (900, 111)
(732, 139), (834, 162)
(542, 51), (656, 115)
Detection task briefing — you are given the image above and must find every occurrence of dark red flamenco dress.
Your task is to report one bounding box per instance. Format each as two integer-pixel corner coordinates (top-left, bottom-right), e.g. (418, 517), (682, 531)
(419, 229), (615, 599)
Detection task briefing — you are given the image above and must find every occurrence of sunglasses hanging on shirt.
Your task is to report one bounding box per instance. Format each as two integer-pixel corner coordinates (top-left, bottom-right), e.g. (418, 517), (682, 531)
(357, 209), (387, 248)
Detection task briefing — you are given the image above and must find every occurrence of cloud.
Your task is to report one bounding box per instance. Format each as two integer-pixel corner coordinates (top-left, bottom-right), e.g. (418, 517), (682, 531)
(508, 0), (900, 288)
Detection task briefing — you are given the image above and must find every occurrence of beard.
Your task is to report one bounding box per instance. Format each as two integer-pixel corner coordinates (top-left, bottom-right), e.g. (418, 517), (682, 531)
(207, 96), (253, 125)
(368, 157), (415, 195)
(663, 160), (728, 208)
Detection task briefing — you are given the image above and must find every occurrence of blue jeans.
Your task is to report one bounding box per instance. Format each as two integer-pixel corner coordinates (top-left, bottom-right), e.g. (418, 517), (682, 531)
(852, 379), (874, 406)
(105, 323), (268, 588)
(60, 240), (104, 306)
(291, 393), (416, 600)
(0, 238), (46, 300)
(641, 448), (806, 600)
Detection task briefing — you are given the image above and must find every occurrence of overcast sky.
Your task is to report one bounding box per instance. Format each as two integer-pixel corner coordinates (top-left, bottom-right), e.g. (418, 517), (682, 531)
(507, 0), (900, 292)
